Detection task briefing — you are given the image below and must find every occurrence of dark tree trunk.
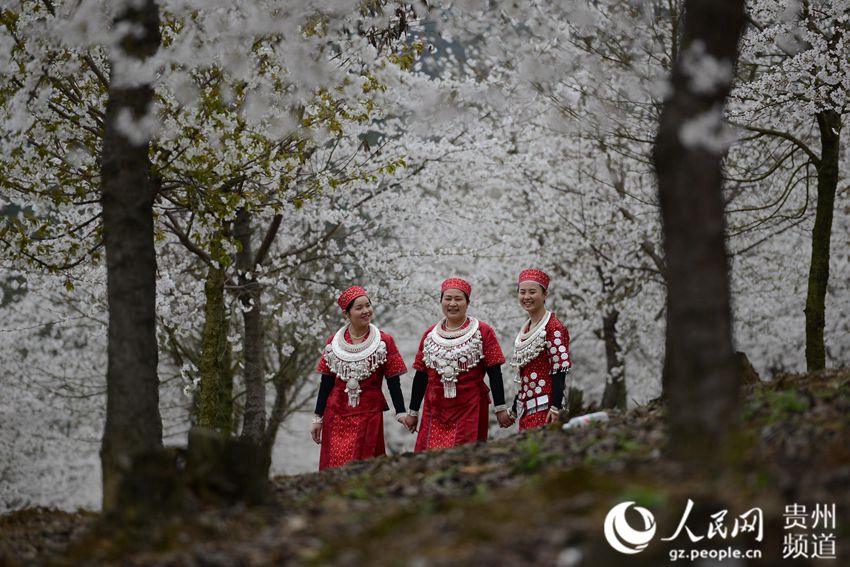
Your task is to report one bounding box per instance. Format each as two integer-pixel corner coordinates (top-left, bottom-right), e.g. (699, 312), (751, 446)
(198, 247), (233, 433)
(262, 336), (335, 463)
(186, 428), (269, 504)
(600, 309), (626, 410)
(263, 363), (292, 460)
(99, 0), (163, 512)
(653, 0), (745, 464)
(805, 110), (841, 371)
(262, 342), (311, 459)
(235, 209), (266, 444)
(566, 386), (584, 417)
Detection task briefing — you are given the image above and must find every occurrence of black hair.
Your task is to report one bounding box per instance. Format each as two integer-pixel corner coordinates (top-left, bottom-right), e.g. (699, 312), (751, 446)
(517, 283), (547, 293)
(440, 291), (470, 302)
(345, 296), (370, 313)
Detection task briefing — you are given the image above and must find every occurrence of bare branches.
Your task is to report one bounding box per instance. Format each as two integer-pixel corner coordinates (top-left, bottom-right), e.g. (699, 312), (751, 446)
(732, 122), (820, 165)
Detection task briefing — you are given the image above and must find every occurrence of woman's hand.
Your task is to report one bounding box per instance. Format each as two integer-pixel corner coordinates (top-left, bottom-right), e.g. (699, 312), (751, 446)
(545, 408), (561, 424)
(310, 421), (322, 444)
(496, 409), (514, 428)
(400, 414), (419, 433)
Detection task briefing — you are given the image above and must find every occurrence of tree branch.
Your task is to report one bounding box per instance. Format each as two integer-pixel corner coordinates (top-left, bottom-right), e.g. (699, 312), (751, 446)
(164, 212), (212, 265)
(731, 122), (820, 165)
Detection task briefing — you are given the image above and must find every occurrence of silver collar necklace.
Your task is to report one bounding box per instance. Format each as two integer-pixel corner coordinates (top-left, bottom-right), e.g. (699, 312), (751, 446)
(510, 311), (551, 373)
(324, 323), (387, 407)
(423, 317), (483, 398)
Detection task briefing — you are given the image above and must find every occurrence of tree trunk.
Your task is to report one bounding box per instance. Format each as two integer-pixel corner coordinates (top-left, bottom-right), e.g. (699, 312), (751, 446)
(100, 0), (163, 513)
(600, 309), (626, 410)
(260, 324), (319, 460)
(263, 364), (291, 461)
(653, 0), (745, 465)
(198, 245), (233, 433)
(186, 427), (269, 504)
(235, 209), (266, 444)
(566, 386), (584, 417)
(805, 110), (841, 371)
(263, 339), (312, 459)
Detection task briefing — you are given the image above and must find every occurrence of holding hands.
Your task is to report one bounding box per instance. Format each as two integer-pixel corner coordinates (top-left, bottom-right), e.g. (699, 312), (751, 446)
(496, 409), (515, 428)
(398, 413), (419, 433)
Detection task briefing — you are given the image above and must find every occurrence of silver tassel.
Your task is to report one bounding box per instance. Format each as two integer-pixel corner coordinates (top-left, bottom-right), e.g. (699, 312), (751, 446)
(348, 390), (361, 407)
(346, 378), (361, 407)
(443, 380), (457, 398)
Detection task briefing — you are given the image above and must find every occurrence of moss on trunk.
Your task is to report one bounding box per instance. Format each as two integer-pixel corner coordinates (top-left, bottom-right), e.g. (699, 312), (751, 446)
(198, 247), (233, 434)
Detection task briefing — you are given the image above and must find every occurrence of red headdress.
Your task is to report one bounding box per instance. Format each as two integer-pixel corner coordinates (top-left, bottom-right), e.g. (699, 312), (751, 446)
(440, 277), (471, 298)
(518, 269), (550, 290)
(338, 286), (367, 311)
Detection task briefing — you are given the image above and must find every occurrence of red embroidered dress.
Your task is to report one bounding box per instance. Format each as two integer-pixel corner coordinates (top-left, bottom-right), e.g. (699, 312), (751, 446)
(511, 312), (571, 430)
(413, 318), (505, 451)
(316, 327), (406, 470)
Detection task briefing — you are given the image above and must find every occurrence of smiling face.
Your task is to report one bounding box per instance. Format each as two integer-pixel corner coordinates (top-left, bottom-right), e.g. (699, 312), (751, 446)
(346, 295), (373, 330)
(441, 289), (469, 325)
(518, 282), (547, 317)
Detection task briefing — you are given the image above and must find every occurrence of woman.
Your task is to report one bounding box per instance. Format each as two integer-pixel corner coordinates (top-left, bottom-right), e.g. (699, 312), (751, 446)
(508, 269), (572, 430)
(401, 277), (513, 450)
(311, 286), (408, 470)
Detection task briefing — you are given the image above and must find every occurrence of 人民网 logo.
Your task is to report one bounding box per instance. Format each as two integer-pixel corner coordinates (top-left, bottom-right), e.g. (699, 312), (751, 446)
(604, 501), (657, 554)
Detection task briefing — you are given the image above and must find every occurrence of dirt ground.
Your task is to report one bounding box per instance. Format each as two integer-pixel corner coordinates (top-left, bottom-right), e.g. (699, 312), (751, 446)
(2, 369), (848, 566)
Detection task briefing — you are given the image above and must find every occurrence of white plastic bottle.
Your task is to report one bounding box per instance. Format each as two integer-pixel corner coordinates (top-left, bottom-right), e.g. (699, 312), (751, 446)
(561, 411), (609, 430)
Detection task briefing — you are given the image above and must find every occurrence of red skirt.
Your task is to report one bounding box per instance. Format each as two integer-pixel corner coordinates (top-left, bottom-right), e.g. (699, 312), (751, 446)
(414, 393), (489, 452)
(319, 410), (385, 470)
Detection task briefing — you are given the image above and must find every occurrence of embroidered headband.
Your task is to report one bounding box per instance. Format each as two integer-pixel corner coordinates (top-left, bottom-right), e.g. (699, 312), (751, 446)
(518, 269), (550, 290)
(440, 277), (471, 298)
(338, 286), (368, 311)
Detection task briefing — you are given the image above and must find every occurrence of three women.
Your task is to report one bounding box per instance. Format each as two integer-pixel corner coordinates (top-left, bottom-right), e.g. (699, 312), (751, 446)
(311, 270), (571, 470)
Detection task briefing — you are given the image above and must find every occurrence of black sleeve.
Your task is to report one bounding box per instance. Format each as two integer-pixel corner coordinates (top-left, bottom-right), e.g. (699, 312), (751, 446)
(511, 392), (518, 415)
(486, 365), (506, 407)
(409, 370), (428, 411)
(551, 371), (566, 409)
(314, 374), (335, 416)
(386, 375), (407, 415)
